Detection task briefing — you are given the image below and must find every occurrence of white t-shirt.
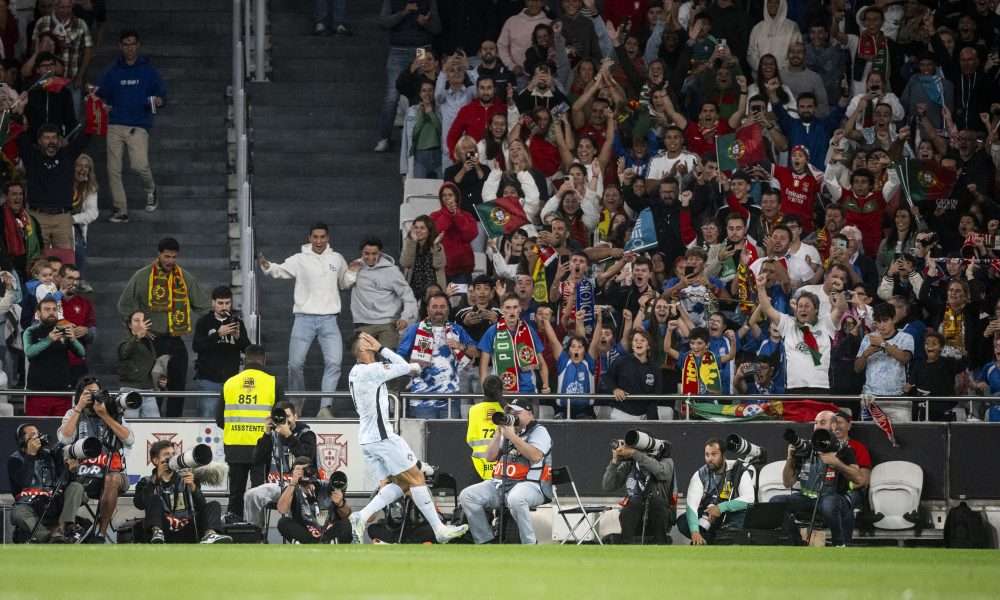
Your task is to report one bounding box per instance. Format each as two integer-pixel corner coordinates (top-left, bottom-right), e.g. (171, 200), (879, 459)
(790, 242), (821, 272)
(349, 348), (420, 445)
(749, 254), (814, 287)
(777, 313), (835, 390)
(794, 284), (831, 317)
(646, 151), (699, 182)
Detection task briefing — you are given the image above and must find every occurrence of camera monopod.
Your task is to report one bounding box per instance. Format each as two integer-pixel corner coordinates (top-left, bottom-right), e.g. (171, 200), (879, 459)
(168, 444), (212, 542)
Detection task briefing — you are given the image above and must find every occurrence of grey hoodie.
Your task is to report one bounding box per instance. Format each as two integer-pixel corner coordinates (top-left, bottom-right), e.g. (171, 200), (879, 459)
(348, 253), (419, 326)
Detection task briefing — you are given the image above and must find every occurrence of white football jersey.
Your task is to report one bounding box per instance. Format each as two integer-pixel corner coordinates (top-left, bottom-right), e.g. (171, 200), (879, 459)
(349, 347), (418, 445)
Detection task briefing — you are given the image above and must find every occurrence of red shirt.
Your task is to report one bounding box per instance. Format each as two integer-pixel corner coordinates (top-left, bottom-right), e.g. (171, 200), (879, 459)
(839, 191), (885, 257)
(61, 294), (95, 367)
(772, 165), (820, 232)
(446, 99), (507, 158)
(684, 120), (731, 159)
(603, 0), (650, 33)
(847, 438), (872, 470)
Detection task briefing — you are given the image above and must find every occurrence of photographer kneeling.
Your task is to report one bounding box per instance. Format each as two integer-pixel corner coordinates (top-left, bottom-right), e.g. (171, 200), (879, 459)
(770, 411), (865, 546)
(276, 457), (352, 544)
(243, 401), (318, 530)
(8, 424), (87, 543)
(679, 438), (755, 545)
(57, 377), (135, 542)
(458, 399), (552, 544)
(602, 431), (675, 544)
(134, 440), (231, 543)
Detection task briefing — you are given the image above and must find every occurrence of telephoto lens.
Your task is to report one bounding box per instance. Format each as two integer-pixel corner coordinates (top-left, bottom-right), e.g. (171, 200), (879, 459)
(63, 437), (101, 460)
(784, 429), (812, 455)
(115, 391), (143, 412)
(491, 411), (517, 427)
(168, 444), (213, 471)
(329, 471), (348, 491)
(624, 430), (669, 456)
(270, 406), (287, 425)
(810, 429), (838, 454)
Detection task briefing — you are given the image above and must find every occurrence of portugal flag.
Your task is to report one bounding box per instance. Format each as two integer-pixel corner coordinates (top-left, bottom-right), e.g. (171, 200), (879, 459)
(716, 123), (766, 171)
(40, 76), (72, 94)
(474, 195), (528, 238)
(899, 159), (957, 203)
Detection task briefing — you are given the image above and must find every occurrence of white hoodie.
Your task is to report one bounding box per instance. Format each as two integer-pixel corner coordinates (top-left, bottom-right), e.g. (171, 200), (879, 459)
(263, 244), (356, 316)
(747, 0), (802, 71)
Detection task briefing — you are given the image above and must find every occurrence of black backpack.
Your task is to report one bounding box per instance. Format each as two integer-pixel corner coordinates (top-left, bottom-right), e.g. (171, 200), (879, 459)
(944, 502), (994, 549)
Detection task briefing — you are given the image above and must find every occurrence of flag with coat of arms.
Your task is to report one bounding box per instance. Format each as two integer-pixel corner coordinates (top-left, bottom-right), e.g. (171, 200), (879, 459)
(474, 195), (528, 238)
(716, 123), (766, 171)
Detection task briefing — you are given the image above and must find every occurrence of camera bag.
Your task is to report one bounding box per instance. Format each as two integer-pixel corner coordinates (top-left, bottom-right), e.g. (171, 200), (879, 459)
(220, 522), (264, 544)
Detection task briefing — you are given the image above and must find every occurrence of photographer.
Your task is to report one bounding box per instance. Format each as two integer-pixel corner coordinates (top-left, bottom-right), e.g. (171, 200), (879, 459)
(192, 286), (249, 418)
(57, 376), (135, 541)
(458, 399), (552, 544)
(8, 424), (87, 543)
(679, 438), (755, 545)
(771, 411), (864, 546)
(276, 457), (352, 544)
(23, 296), (86, 416)
(134, 440), (231, 544)
(243, 401), (317, 530)
(601, 433), (675, 544)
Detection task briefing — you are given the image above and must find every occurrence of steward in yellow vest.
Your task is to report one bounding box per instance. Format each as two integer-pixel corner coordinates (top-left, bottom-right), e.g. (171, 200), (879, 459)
(466, 375), (505, 480)
(215, 344), (281, 520)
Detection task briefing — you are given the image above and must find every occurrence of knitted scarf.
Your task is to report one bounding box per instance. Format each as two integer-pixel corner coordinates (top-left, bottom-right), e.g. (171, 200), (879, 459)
(532, 245), (558, 303)
(735, 262), (757, 315)
(411, 320), (467, 367)
(492, 317), (539, 392)
(575, 278), (595, 336)
(681, 351), (722, 395)
(940, 305), (964, 351)
(147, 263), (192, 335)
(854, 31), (888, 81)
(2, 203), (29, 257)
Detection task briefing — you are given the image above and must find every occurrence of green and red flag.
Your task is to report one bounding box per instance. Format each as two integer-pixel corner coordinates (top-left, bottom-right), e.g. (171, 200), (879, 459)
(474, 195), (528, 238)
(899, 158), (957, 203)
(715, 123), (766, 171)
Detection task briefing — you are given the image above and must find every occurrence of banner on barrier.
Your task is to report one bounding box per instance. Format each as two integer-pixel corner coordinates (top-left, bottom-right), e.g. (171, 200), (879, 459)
(121, 421), (371, 492)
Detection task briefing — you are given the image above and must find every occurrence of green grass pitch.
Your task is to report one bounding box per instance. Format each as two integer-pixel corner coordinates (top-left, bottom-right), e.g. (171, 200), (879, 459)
(2, 545), (998, 599)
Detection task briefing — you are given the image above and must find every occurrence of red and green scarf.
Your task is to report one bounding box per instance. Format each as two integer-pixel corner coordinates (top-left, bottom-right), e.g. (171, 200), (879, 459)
(681, 351), (722, 395)
(532, 245), (558, 303)
(492, 318), (539, 392)
(856, 32), (889, 79)
(412, 321), (468, 367)
(799, 325), (823, 366)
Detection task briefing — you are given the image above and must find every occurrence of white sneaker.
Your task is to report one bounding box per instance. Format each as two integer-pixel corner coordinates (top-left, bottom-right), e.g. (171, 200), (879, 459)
(316, 407), (334, 419)
(434, 524), (469, 544)
(349, 513), (366, 544)
(200, 531), (233, 544)
(373, 139), (389, 152)
(145, 189), (158, 212)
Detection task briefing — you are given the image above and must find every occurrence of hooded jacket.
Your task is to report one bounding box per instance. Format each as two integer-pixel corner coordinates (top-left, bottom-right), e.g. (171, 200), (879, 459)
(263, 244), (355, 315)
(747, 0), (802, 71)
(497, 9), (552, 70)
(430, 182), (479, 277)
(97, 55), (167, 130)
(348, 253), (419, 326)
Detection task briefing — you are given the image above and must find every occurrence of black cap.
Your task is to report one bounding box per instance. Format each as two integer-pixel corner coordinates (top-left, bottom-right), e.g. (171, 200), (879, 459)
(472, 274), (494, 286)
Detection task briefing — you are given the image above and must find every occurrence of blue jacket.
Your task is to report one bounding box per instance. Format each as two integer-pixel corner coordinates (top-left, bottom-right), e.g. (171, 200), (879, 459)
(772, 104), (844, 172)
(97, 55), (166, 130)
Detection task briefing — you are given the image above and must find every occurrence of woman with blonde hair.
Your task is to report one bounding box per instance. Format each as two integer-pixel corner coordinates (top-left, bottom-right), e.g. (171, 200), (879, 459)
(72, 153), (99, 292)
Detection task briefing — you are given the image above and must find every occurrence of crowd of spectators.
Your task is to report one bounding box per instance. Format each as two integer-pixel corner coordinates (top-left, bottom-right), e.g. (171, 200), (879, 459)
(367, 0), (1000, 423)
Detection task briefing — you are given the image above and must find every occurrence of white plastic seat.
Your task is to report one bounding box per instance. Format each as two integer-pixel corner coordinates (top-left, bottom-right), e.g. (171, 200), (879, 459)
(869, 461), (923, 530)
(757, 460), (789, 503)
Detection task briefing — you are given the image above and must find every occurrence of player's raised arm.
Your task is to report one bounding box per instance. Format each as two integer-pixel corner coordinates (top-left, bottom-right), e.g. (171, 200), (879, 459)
(363, 332), (421, 382)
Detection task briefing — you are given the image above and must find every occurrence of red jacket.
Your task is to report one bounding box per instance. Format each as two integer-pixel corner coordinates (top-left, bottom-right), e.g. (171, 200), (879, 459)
(839, 191), (885, 257)
(431, 203), (479, 278)
(446, 98), (507, 158)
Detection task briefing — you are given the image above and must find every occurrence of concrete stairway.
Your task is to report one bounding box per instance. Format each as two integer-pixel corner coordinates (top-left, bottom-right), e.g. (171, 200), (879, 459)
(252, 0), (403, 409)
(82, 0), (232, 393)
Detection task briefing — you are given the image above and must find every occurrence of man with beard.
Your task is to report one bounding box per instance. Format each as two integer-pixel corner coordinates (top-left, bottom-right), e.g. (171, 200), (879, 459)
(471, 39), (512, 99)
(679, 438), (754, 545)
(23, 297), (85, 416)
(56, 264), (95, 382)
(782, 42), (829, 116)
(823, 167), (898, 258)
(796, 262), (850, 317)
(706, 213), (758, 285)
(624, 178), (684, 268)
(0, 182), (43, 281)
(804, 205), (846, 263)
(447, 76), (506, 157)
(644, 125), (699, 190)
(771, 91), (844, 172)
(399, 292), (477, 418)
(513, 63), (569, 113)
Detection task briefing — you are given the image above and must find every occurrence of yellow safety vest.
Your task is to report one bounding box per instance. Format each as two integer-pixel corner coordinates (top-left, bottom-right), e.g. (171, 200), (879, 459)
(466, 401), (502, 480)
(222, 368), (276, 447)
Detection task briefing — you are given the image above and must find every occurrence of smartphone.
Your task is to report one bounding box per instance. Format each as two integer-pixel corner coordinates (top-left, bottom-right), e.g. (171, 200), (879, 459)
(416, 47), (426, 60)
(465, 151), (476, 160)
(559, 254), (570, 265)
(453, 283), (468, 295)
(684, 265), (695, 277)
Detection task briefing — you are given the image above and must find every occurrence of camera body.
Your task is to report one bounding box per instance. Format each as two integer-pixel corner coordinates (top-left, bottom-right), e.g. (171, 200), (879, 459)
(94, 390), (143, 418)
(298, 465), (319, 486)
(271, 406), (288, 426)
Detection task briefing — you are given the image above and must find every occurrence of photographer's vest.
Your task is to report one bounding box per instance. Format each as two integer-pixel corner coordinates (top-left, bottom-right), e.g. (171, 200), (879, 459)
(149, 475), (195, 531)
(696, 460), (747, 528)
(466, 401), (502, 480)
(267, 425), (322, 483)
(13, 452), (57, 504)
(491, 422), (553, 499)
(222, 368), (276, 447)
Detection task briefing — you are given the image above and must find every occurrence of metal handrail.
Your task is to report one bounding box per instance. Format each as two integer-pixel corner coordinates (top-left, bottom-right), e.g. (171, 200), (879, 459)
(233, 0), (261, 342)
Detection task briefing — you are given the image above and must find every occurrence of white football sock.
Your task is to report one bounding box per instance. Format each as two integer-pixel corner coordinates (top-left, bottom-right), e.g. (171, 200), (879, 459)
(409, 485), (446, 533)
(358, 483), (404, 522)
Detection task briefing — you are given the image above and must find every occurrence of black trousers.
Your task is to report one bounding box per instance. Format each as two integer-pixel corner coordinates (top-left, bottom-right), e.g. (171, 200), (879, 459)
(154, 335), (188, 417)
(277, 517), (351, 544)
(619, 498), (671, 544)
(227, 461), (252, 519)
(144, 497), (223, 542)
(677, 517), (720, 544)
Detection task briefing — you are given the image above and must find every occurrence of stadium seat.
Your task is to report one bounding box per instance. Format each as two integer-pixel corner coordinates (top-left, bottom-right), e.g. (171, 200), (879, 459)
(550, 466), (609, 545)
(400, 178), (444, 238)
(757, 460), (789, 503)
(869, 461), (923, 530)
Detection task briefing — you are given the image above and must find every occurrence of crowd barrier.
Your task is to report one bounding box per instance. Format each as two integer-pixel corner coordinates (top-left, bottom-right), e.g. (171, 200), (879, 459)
(1, 391), (996, 500)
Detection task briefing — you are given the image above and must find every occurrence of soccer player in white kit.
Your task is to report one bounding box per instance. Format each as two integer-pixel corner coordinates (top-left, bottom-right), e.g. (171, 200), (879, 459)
(347, 332), (468, 543)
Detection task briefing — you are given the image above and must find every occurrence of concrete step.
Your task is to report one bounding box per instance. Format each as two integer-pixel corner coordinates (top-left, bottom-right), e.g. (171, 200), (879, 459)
(248, 82), (380, 108)
(108, 0), (231, 11)
(271, 36), (390, 58)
